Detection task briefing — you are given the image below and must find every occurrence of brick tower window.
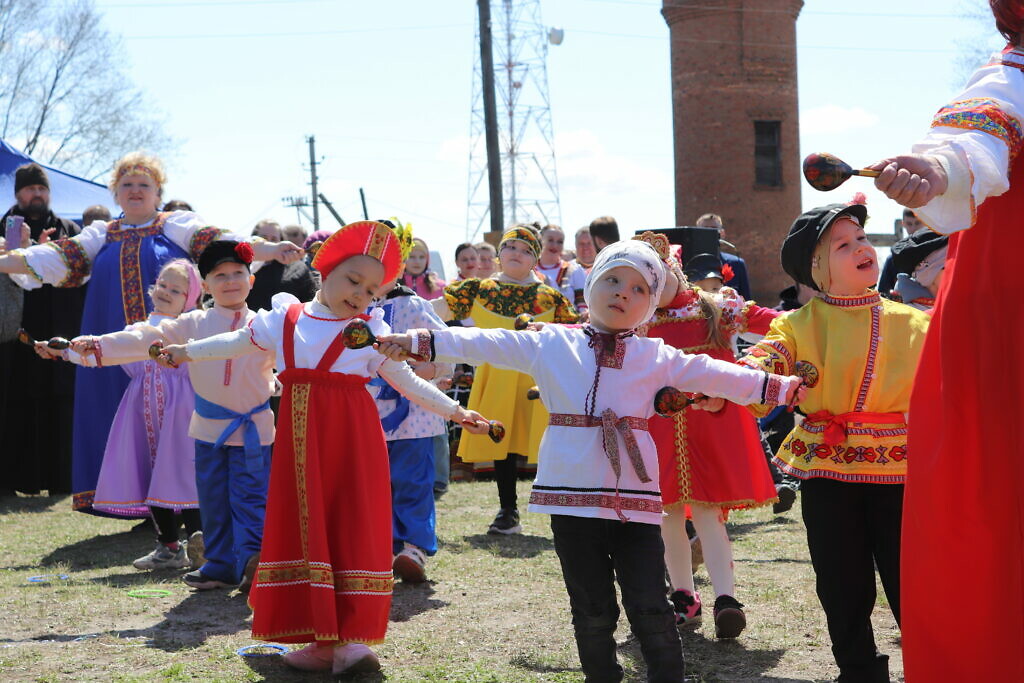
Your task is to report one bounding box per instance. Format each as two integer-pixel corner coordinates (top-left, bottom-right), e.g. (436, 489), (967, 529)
(754, 121), (782, 187)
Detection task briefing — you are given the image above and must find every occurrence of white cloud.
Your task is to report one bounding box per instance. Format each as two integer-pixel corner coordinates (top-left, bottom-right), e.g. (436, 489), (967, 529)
(801, 105), (881, 135)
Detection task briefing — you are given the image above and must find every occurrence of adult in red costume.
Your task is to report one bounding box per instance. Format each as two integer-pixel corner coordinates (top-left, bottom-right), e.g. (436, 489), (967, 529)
(870, 3), (1024, 679)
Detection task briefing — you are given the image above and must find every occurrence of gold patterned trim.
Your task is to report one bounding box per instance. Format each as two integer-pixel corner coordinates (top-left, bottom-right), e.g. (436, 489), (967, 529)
(11, 251), (43, 283)
(291, 383), (311, 560)
(672, 409), (692, 504)
(252, 627), (387, 646)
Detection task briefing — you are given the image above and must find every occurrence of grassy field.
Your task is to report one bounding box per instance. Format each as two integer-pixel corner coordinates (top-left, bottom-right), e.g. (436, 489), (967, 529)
(0, 482), (903, 682)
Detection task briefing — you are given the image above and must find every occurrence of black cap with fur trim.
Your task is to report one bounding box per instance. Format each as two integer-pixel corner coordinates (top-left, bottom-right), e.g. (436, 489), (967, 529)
(14, 163), (49, 193)
(889, 228), (948, 276)
(781, 203), (868, 291)
(197, 239), (253, 279)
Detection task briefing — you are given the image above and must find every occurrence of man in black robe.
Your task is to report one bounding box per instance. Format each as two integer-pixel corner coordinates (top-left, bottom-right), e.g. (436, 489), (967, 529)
(0, 163), (87, 495)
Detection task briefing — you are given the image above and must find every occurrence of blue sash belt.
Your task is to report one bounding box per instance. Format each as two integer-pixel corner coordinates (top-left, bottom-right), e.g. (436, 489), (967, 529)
(369, 376), (410, 435)
(193, 394), (271, 473)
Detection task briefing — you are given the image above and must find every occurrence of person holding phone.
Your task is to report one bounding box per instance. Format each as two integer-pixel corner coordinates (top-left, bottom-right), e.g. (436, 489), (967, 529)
(0, 163), (85, 497)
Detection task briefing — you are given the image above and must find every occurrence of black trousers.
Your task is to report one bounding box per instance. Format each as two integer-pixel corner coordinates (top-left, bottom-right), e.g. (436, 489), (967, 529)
(801, 478), (903, 682)
(550, 515), (684, 683)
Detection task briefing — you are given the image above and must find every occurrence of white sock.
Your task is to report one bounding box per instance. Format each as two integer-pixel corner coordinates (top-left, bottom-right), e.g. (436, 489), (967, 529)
(691, 504), (736, 598)
(661, 507), (695, 593)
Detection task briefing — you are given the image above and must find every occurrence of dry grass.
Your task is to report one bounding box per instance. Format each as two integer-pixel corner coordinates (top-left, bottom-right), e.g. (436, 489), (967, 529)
(0, 482), (902, 682)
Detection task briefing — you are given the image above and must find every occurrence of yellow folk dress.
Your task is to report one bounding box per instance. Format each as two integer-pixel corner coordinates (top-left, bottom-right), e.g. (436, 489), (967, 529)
(443, 278), (578, 463)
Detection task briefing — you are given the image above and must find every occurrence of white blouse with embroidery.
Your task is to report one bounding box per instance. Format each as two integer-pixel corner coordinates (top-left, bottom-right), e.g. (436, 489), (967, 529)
(10, 211), (241, 290)
(913, 49), (1024, 233)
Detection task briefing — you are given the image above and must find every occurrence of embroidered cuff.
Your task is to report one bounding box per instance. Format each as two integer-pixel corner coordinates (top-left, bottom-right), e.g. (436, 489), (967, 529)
(11, 250), (43, 283)
(189, 226), (223, 261)
(411, 328), (434, 360)
(46, 240), (91, 288)
(247, 319), (268, 351)
(761, 373), (786, 406)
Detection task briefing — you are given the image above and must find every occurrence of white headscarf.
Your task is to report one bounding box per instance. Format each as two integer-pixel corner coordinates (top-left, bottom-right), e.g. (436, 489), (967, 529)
(584, 240), (666, 327)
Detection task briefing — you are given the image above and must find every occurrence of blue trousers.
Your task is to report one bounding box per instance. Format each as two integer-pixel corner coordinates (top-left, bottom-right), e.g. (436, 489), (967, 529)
(193, 440), (271, 584)
(389, 436), (437, 556)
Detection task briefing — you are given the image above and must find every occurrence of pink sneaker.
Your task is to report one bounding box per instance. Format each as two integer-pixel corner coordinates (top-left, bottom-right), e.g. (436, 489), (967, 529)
(333, 643), (381, 675)
(669, 589), (702, 629)
(282, 643), (334, 671)
(393, 543), (427, 583)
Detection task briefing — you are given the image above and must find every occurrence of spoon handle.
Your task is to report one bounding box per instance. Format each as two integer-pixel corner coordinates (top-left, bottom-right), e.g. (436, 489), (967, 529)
(850, 168), (880, 178)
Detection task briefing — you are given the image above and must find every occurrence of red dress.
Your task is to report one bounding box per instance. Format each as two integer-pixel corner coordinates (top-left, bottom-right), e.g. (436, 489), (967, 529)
(646, 288), (780, 511)
(902, 154), (1024, 681)
(250, 304), (393, 645)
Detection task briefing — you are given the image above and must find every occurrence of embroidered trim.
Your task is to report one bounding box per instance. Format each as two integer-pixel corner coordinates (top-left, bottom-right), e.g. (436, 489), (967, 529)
(533, 484), (661, 496)
(801, 422), (907, 438)
(854, 305), (881, 411)
(932, 98), (1024, 158)
(763, 374), (783, 405)
(45, 239), (91, 288)
(548, 413), (648, 431)
(413, 329), (432, 360)
(224, 311), (242, 385)
(763, 340), (794, 370)
(12, 251), (43, 283)
(291, 383), (312, 560)
(143, 362), (158, 466)
(72, 490), (95, 510)
(773, 457), (905, 484)
(247, 319), (268, 351)
(529, 490), (664, 513)
(672, 407), (693, 504)
(664, 496), (777, 512)
(188, 226), (223, 261)
(819, 292), (881, 308)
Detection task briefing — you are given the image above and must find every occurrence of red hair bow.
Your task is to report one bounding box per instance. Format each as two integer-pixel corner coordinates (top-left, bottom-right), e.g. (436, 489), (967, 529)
(234, 242), (255, 264)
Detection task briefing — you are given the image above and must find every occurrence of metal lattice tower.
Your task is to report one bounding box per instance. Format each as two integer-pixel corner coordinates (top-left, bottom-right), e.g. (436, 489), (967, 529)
(467, 0), (561, 241)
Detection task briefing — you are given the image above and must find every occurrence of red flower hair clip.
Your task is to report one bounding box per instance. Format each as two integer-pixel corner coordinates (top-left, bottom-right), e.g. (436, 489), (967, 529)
(234, 242), (255, 264)
(721, 263), (735, 283)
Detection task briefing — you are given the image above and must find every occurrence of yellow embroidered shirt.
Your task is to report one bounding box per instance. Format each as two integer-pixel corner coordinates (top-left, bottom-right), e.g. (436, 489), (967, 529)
(738, 291), (929, 484)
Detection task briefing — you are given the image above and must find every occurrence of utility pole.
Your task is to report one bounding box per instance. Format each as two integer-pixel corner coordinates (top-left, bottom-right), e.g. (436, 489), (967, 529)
(307, 135), (320, 231)
(477, 0), (504, 237)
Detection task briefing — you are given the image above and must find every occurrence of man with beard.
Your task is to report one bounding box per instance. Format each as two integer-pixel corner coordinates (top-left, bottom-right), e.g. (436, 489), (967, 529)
(0, 163), (86, 495)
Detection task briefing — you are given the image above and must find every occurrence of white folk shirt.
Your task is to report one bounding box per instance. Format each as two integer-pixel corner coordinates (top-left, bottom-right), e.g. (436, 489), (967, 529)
(429, 324), (795, 525)
(913, 48), (1024, 233)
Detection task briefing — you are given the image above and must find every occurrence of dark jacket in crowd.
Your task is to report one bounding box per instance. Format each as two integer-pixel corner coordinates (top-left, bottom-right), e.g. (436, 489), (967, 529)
(246, 259), (318, 313)
(0, 205), (86, 494)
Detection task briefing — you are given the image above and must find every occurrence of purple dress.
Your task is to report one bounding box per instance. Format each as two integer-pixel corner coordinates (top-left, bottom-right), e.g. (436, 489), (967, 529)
(92, 314), (197, 517)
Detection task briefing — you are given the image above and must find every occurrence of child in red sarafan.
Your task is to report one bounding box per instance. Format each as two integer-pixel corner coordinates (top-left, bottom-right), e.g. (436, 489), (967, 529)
(636, 232), (780, 640)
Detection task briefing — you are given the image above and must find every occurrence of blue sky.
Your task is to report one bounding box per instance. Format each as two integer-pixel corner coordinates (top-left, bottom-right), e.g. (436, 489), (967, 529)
(95, 0), (999, 277)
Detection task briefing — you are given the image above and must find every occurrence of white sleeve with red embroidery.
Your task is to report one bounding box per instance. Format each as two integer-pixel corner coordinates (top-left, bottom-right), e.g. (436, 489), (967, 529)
(185, 327), (258, 361)
(8, 220), (107, 290)
(914, 57), (1024, 234)
(657, 338), (797, 406)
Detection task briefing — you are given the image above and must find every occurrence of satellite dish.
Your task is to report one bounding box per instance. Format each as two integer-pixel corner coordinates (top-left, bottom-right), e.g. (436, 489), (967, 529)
(548, 27), (564, 46)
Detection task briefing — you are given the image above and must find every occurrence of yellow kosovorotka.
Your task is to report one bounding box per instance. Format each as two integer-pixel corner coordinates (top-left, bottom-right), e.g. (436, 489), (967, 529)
(739, 292), (929, 484)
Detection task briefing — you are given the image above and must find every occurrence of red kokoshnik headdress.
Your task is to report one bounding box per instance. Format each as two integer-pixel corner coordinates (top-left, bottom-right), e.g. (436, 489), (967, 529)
(312, 220), (402, 282)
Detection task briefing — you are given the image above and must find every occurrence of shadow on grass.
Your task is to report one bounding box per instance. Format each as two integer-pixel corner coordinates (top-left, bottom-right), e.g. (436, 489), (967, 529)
(0, 493), (64, 514)
(727, 516), (798, 538)
(240, 655), (386, 682)
(108, 590), (253, 651)
(390, 581), (448, 623)
(509, 652), (579, 675)
(675, 630), (795, 682)
(39, 529), (151, 571)
(463, 533), (554, 558)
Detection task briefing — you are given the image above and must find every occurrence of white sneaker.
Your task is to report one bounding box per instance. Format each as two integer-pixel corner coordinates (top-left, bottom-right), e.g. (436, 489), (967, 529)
(332, 643), (380, 675)
(133, 543), (189, 570)
(392, 543), (427, 583)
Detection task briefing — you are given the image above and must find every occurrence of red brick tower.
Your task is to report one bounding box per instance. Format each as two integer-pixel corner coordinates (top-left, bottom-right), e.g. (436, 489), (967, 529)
(662, 0), (803, 301)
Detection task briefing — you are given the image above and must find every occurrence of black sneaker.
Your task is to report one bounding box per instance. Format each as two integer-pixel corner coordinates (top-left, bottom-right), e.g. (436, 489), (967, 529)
(487, 508), (522, 535)
(713, 595), (746, 639)
(773, 485), (797, 514)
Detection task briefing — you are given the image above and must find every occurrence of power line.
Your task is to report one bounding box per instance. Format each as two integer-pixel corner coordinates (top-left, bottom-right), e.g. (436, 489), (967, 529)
(125, 23), (470, 41)
(100, 0), (329, 7)
(585, 0), (965, 18)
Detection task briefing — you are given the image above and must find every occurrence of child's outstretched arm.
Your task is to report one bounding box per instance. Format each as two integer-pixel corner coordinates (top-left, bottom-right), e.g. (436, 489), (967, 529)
(66, 315), (198, 367)
(375, 326), (542, 375)
(161, 326), (264, 366)
(735, 313), (800, 417)
(377, 359), (492, 435)
(659, 338), (804, 409)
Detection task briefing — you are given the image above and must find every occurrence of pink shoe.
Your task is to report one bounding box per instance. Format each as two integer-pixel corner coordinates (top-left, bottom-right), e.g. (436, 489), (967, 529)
(332, 643), (381, 675)
(669, 589), (703, 629)
(393, 543), (427, 583)
(283, 643), (334, 671)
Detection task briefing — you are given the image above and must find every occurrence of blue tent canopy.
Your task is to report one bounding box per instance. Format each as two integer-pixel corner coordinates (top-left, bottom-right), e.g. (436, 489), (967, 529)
(0, 139), (117, 221)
